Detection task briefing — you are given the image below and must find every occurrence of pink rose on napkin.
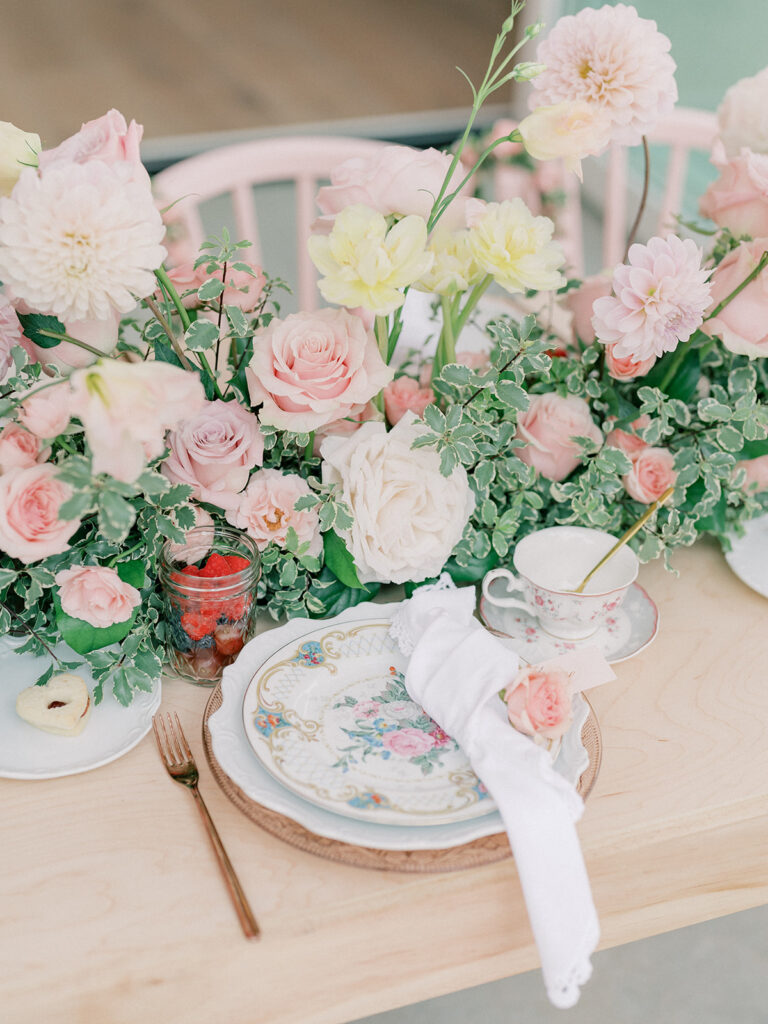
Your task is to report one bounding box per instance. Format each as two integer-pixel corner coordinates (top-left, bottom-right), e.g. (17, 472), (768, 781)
(702, 239), (768, 357)
(516, 392), (602, 482)
(0, 423), (47, 473)
(382, 728), (436, 758)
(623, 446), (677, 503)
(383, 375), (435, 426)
(699, 143), (768, 238)
(55, 564), (141, 628)
(0, 464), (80, 562)
(226, 467), (321, 556)
(38, 109), (148, 186)
(506, 664), (573, 742)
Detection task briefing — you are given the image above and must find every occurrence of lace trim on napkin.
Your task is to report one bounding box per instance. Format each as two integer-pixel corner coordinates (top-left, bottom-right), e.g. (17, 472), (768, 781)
(547, 918), (600, 1009)
(388, 572), (456, 656)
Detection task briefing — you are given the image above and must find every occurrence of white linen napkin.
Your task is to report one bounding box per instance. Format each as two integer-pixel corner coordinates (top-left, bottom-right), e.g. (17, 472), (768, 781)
(389, 579), (599, 1009)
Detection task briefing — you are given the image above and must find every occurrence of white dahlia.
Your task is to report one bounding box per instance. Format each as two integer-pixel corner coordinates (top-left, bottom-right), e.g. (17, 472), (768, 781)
(529, 3), (677, 147)
(0, 161), (166, 321)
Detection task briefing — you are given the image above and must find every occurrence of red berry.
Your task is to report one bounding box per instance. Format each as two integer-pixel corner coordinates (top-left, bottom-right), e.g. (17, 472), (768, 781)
(181, 565), (202, 576)
(180, 611), (216, 641)
(225, 555), (251, 574)
(214, 624), (245, 656)
(199, 553), (232, 578)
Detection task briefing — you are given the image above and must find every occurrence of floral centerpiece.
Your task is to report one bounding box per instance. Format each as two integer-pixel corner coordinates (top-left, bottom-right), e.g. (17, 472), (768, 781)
(1, 1), (768, 705)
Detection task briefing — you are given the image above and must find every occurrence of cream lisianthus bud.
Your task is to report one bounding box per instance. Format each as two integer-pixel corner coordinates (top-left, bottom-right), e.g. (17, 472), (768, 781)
(0, 121), (41, 196)
(518, 101), (612, 179)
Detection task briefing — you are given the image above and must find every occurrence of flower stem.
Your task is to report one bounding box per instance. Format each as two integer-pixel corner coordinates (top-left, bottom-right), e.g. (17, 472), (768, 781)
(705, 249), (768, 320)
(0, 600), (64, 667)
(155, 266), (191, 331)
(35, 330), (112, 360)
(657, 339), (691, 394)
(375, 315), (389, 362)
(623, 136), (650, 262)
(143, 294), (195, 372)
(453, 274), (494, 339)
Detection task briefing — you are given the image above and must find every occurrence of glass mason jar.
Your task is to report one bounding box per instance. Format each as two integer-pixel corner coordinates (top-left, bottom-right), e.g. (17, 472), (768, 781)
(158, 525), (261, 686)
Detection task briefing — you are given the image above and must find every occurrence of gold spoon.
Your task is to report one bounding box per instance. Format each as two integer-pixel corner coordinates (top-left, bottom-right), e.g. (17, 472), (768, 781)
(573, 484), (675, 594)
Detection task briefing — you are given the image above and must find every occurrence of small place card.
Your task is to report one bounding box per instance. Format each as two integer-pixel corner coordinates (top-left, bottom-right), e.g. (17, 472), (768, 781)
(539, 646), (616, 692)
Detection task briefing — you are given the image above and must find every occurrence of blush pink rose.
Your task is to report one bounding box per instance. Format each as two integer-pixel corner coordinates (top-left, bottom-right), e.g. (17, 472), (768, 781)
(383, 375), (435, 426)
(605, 343), (656, 381)
(246, 308), (393, 432)
(0, 423), (47, 473)
(17, 383), (73, 438)
(162, 400), (265, 511)
(623, 446), (677, 503)
(312, 400), (380, 455)
(226, 468), (321, 556)
(38, 109), (148, 186)
(382, 727), (436, 758)
(699, 142), (768, 237)
(516, 392), (602, 482)
(564, 274), (612, 343)
(605, 415), (651, 458)
(0, 464), (80, 562)
(505, 665), (573, 742)
(55, 564), (141, 628)
(702, 238), (768, 357)
(735, 454), (768, 492)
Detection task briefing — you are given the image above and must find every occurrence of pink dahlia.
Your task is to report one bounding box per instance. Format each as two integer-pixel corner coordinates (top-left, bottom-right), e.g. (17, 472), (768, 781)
(529, 3), (677, 147)
(592, 236), (712, 362)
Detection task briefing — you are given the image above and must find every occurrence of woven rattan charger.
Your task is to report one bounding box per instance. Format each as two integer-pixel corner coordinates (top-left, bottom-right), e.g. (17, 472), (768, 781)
(202, 686), (602, 873)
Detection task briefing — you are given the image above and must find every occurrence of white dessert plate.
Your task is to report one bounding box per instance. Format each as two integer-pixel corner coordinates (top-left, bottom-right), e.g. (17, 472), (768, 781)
(724, 513), (768, 598)
(0, 637), (161, 780)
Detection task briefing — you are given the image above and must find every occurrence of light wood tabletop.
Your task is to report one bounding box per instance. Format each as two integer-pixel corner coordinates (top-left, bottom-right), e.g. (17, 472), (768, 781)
(2, 537), (767, 1024)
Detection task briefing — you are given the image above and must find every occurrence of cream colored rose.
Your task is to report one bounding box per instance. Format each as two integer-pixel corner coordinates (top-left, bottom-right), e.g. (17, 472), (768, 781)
(518, 101), (612, 178)
(467, 199), (565, 294)
(0, 121), (40, 197)
(308, 204), (433, 315)
(320, 414), (474, 584)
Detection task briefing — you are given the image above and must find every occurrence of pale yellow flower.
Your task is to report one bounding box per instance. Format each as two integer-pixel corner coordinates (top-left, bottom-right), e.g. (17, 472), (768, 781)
(0, 121), (40, 197)
(518, 101), (612, 179)
(467, 199), (565, 294)
(414, 227), (482, 295)
(308, 204), (433, 315)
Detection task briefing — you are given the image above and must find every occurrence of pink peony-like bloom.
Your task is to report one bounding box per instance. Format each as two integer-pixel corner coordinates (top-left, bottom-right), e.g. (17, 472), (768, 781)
(515, 392), (602, 482)
(701, 238), (768, 357)
(382, 727), (436, 758)
(38, 109), (148, 186)
(699, 141), (768, 238)
(0, 464), (80, 562)
(605, 415), (651, 458)
(21, 311), (120, 371)
(18, 383), (73, 439)
(505, 664), (573, 742)
(0, 294), (23, 380)
(55, 564), (141, 628)
(162, 400), (265, 511)
(735, 454), (768, 492)
(246, 308), (393, 432)
(226, 467), (321, 556)
(564, 274), (612, 343)
(0, 423), (47, 473)
(529, 3), (677, 147)
(605, 343), (656, 381)
(623, 446), (677, 503)
(592, 236), (712, 363)
(383, 375), (435, 426)
(165, 260), (266, 313)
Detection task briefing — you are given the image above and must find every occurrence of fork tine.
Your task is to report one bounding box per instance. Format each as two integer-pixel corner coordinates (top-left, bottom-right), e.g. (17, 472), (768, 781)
(157, 713), (177, 765)
(174, 712), (193, 761)
(152, 715), (170, 765)
(165, 712), (185, 764)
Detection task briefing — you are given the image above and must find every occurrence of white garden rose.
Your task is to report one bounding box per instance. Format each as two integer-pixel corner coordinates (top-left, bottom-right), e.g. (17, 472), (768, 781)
(320, 413), (474, 585)
(718, 66), (768, 156)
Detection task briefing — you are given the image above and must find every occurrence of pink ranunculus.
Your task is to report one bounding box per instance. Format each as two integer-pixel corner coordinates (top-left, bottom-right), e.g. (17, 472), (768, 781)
(701, 238), (768, 357)
(623, 446), (677, 503)
(699, 142), (768, 238)
(382, 727), (436, 758)
(505, 664), (573, 742)
(383, 375), (435, 426)
(21, 311), (121, 371)
(604, 343), (656, 381)
(0, 294), (23, 380)
(605, 415), (651, 458)
(225, 468), (321, 556)
(315, 144), (467, 224)
(162, 400), (265, 511)
(18, 383), (73, 439)
(515, 392), (602, 482)
(312, 400), (381, 456)
(54, 564), (141, 628)
(564, 274), (612, 343)
(38, 109), (149, 186)
(0, 423), (47, 473)
(246, 308), (393, 432)
(735, 454), (768, 492)
(0, 464), (80, 562)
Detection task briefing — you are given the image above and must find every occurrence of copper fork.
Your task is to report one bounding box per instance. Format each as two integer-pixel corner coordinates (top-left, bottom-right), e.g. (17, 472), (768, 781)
(152, 712), (260, 939)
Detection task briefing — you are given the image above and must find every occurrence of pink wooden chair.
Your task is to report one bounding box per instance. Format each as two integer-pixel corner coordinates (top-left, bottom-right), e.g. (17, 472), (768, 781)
(152, 135), (391, 311)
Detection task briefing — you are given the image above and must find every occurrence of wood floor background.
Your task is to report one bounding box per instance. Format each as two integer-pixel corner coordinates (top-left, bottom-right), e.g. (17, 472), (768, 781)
(1, 0), (513, 147)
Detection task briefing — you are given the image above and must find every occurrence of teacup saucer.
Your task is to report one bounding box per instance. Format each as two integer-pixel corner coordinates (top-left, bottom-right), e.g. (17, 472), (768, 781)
(479, 582), (659, 664)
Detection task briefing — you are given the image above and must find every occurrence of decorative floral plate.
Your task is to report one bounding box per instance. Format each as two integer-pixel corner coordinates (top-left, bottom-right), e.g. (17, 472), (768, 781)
(0, 636), (161, 780)
(724, 513), (768, 598)
(480, 581), (659, 664)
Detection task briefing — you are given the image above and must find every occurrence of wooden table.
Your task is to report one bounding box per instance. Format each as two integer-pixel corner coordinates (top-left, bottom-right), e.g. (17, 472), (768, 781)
(2, 538), (768, 1024)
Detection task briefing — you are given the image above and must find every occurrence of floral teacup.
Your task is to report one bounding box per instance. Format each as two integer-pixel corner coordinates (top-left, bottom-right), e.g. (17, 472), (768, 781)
(482, 526), (639, 640)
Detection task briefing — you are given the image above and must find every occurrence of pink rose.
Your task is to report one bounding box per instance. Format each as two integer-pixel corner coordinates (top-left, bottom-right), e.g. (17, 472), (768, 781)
(38, 109), (148, 186)
(383, 375), (435, 426)
(564, 274), (612, 343)
(162, 400), (265, 511)
(0, 294), (23, 380)
(18, 383), (72, 438)
(55, 564), (141, 628)
(735, 454), (768, 492)
(246, 308), (393, 432)
(0, 423), (47, 472)
(352, 700), (381, 718)
(623, 446), (677, 503)
(702, 239), (768, 357)
(312, 400), (380, 456)
(605, 415), (651, 458)
(516, 392), (602, 482)
(605, 343), (656, 381)
(699, 142), (768, 237)
(166, 261), (266, 313)
(0, 464), (80, 562)
(382, 727), (436, 758)
(21, 311), (120, 370)
(506, 665), (573, 742)
(226, 468), (321, 556)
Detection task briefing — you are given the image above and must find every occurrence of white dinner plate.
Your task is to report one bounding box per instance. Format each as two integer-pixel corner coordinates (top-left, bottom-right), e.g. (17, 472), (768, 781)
(0, 637), (161, 780)
(724, 513), (768, 598)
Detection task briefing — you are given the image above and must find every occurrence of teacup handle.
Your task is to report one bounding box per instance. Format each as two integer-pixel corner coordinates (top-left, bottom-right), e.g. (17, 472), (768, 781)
(481, 568), (535, 614)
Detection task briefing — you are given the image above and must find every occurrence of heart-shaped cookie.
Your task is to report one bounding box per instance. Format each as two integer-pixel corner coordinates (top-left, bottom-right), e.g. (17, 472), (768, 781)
(16, 673), (92, 736)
